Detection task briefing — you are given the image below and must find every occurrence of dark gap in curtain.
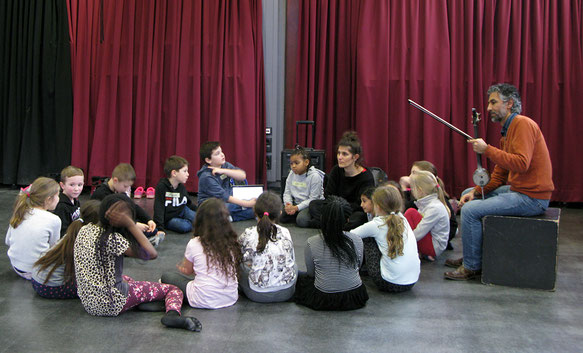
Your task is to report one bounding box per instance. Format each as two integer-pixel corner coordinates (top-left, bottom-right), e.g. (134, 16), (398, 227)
(0, 0), (73, 185)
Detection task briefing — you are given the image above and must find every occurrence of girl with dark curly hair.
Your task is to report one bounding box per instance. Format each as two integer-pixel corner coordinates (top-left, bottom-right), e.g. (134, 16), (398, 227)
(161, 197), (242, 309)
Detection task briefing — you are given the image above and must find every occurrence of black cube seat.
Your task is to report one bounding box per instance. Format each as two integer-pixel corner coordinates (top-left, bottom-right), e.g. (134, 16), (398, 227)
(481, 207), (560, 290)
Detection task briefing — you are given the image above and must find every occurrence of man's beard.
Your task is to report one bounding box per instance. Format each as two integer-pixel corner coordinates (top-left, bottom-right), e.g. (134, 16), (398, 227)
(490, 113), (503, 123)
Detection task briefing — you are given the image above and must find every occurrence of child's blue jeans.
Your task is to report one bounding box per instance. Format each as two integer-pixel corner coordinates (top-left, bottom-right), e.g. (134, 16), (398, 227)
(226, 202), (255, 222)
(166, 207), (196, 233)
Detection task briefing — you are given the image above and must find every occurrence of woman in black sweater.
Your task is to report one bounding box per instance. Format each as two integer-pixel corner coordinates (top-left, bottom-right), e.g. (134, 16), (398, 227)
(309, 131), (375, 230)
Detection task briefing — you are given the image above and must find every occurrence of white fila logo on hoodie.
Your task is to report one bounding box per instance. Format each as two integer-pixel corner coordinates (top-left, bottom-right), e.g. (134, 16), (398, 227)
(165, 192), (187, 207)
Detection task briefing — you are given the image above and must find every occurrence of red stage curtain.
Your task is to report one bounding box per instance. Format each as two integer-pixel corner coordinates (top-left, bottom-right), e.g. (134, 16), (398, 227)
(67, 0), (265, 191)
(288, 0), (583, 202)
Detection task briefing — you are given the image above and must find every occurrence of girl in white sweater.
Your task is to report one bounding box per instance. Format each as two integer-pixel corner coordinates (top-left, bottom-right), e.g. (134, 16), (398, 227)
(5, 177), (61, 279)
(404, 170), (451, 261)
(351, 185), (420, 292)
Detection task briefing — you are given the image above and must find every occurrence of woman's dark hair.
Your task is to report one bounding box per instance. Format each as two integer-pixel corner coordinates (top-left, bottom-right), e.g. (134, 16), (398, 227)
(97, 194), (144, 260)
(194, 198), (241, 281)
(33, 200), (101, 285)
(291, 145), (311, 167)
(320, 196), (358, 268)
(337, 131), (363, 166)
(253, 191), (282, 252)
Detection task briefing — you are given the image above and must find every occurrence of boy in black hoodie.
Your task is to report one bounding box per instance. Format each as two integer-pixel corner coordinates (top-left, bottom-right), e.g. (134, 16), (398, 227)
(53, 166), (84, 237)
(153, 156), (196, 233)
(91, 163), (165, 246)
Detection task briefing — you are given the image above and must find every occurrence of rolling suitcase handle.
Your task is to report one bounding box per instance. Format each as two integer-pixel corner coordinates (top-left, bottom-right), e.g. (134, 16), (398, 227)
(296, 120), (316, 148)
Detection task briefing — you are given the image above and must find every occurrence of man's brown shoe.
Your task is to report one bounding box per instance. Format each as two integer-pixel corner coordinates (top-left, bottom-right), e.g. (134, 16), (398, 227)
(444, 257), (463, 268)
(444, 265), (482, 281)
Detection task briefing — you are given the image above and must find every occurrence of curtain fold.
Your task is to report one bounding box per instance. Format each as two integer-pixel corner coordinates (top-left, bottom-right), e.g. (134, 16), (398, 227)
(0, 0), (73, 185)
(288, 0), (583, 202)
(67, 0), (265, 191)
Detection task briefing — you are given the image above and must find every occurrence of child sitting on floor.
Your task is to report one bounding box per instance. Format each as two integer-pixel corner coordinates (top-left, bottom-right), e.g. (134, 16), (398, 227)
(351, 185), (420, 292)
(91, 163), (164, 246)
(280, 145), (325, 227)
(197, 141), (255, 221)
(153, 155), (196, 233)
(32, 200), (100, 299)
(295, 196), (368, 311)
(74, 194), (201, 331)
(238, 191), (297, 303)
(360, 186), (376, 221)
(405, 170), (451, 261)
(52, 166), (84, 238)
(5, 177), (61, 279)
(161, 198), (241, 309)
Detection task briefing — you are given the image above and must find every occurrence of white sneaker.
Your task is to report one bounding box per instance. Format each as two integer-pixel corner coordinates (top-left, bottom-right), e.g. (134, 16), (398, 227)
(149, 232), (166, 247)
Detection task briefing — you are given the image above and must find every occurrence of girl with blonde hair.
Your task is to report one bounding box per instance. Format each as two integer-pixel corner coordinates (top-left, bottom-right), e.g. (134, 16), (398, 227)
(351, 186), (420, 292)
(405, 170), (451, 261)
(5, 177), (61, 279)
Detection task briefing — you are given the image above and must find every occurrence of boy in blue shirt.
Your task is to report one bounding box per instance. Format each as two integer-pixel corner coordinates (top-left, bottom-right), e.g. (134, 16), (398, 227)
(153, 156), (197, 233)
(197, 141), (255, 221)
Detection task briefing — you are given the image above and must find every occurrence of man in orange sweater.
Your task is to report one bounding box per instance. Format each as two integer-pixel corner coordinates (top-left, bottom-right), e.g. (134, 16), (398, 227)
(444, 83), (554, 280)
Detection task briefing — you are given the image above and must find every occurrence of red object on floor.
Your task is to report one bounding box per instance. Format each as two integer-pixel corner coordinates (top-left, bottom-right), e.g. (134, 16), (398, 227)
(146, 187), (155, 199)
(404, 208), (436, 257)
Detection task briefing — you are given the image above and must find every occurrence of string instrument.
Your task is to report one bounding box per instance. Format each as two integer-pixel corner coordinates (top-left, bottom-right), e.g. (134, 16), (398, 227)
(407, 99), (489, 194)
(471, 108), (490, 190)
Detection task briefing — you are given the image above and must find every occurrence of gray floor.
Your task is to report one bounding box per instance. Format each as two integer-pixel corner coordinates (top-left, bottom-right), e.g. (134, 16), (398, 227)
(0, 186), (581, 353)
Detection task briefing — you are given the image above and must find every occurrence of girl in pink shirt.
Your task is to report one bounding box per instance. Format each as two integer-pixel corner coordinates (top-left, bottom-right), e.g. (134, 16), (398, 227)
(161, 198), (241, 309)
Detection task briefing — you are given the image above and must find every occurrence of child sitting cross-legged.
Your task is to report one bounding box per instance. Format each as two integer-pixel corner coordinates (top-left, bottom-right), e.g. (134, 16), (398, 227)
(161, 198), (241, 309)
(350, 185), (420, 292)
(32, 200), (100, 299)
(91, 163), (165, 246)
(238, 191), (297, 303)
(197, 141), (255, 222)
(153, 155), (196, 233)
(294, 196), (369, 311)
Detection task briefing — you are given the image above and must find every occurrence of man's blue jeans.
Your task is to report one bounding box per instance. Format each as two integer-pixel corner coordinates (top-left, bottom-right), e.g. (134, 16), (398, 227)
(460, 185), (549, 271)
(166, 206), (196, 233)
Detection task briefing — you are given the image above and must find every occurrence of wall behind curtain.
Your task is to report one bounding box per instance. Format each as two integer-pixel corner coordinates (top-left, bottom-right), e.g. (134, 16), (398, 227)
(286, 0), (583, 202)
(0, 0), (73, 185)
(67, 0), (265, 191)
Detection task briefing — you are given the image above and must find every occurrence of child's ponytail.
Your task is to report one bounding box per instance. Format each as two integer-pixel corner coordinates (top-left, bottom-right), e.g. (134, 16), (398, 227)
(372, 186), (406, 259)
(385, 213), (405, 259)
(254, 191), (282, 253)
(10, 177), (59, 228)
(435, 182), (451, 218)
(34, 200), (101, 285)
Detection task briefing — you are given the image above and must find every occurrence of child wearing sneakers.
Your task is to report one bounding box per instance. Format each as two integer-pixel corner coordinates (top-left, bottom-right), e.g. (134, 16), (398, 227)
(197, 141), (255, 222)
(52, 166), (84, 237)
(153, 156), (197, 233)
(91, 163), (165, 245)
